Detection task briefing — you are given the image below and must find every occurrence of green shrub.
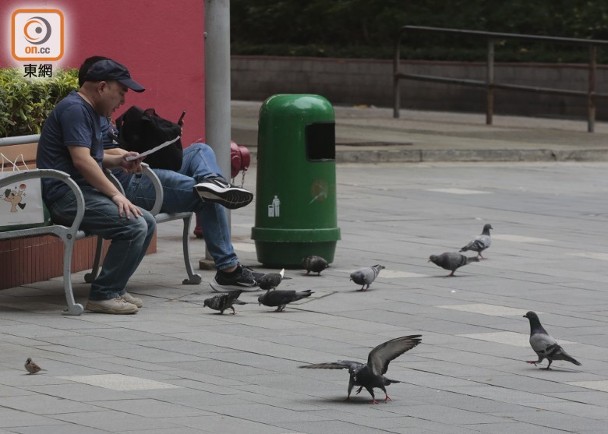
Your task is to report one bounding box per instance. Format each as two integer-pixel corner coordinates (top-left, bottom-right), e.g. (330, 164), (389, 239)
(0, 68), (78, 137)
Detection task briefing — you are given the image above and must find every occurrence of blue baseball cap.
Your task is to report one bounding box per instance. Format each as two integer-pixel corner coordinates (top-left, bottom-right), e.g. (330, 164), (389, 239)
(84, 59), (145, 93)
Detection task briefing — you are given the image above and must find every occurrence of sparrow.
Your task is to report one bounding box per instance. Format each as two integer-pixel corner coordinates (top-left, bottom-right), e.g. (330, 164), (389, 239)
(24, 358), (44, 374)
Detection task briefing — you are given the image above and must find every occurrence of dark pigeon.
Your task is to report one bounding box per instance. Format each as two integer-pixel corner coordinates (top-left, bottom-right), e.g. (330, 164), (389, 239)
(460, 223), (493, 259)
(299, 335), (422, 403)
(256, 268), (286, 290)
(203, 290), (245, 315)
(428, 252), (479, 276)
(302, 255), (329, 275)
(350, 264), (385, 291)
(523, 311), (581, 370)
(258, 289), (313, 312)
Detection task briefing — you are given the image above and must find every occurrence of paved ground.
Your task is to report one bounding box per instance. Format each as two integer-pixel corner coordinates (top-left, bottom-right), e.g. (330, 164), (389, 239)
(232, 100), (608, 163)
(3, 103), (608, 432)
(2, 157), (608, 432)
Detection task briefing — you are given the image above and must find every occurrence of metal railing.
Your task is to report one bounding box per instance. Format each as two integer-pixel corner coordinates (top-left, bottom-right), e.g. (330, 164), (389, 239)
(393, 25), (608, 132)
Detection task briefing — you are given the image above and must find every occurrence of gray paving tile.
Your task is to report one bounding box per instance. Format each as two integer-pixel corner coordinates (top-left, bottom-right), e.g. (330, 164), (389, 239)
(10, 425), (109, 434)
(176, 415), (290, 434)
(90, 398), (204, 418)
(0, 394), (101, 415)
(53, 411), (182, 432)
(0, 408), (63, 429)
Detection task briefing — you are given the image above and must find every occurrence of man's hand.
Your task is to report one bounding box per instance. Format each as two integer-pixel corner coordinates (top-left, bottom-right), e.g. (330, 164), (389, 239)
(111, 192), (143, 219)
(120, 151), (144, 173)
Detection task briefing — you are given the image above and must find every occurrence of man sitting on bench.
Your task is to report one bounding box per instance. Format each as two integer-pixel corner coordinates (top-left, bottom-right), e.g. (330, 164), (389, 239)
(78, 56), (260, 292)
(36, 57), (155, 315)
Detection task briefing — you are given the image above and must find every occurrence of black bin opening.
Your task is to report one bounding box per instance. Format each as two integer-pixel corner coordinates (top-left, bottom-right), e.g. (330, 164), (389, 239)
(305, 122), (335, 161)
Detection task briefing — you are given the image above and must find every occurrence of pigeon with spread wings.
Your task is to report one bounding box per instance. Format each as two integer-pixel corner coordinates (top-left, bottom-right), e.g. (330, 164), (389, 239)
(299, 335), (421, 403)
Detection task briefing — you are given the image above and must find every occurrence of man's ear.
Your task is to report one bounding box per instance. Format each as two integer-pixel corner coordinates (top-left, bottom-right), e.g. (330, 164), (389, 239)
(97, 81), (109, 94)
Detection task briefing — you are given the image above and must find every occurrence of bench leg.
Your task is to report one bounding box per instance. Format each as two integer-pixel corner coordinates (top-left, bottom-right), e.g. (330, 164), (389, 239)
(60, 234), (85, 315)
(84, 236), (104, 283)
(182, 214), (202, 284)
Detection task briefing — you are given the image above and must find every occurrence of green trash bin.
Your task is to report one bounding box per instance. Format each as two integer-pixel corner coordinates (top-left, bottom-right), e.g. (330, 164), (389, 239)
(251, 94), (341, 267)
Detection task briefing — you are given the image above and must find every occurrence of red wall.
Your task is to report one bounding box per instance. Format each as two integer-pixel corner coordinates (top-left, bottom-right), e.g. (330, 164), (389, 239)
(1, 0), (206, 144)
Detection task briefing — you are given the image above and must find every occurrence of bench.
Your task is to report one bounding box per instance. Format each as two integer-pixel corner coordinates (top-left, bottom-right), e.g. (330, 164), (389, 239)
(0, 135), (201, 315)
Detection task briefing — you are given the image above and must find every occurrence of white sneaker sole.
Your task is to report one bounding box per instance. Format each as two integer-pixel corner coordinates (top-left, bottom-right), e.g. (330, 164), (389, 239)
(210, 280), (260, 293)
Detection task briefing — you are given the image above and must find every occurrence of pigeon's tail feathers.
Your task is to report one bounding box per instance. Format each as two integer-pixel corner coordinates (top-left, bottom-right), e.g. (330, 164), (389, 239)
(294, 290), (314, 301)
(551, 346), (582, 366)
(466, 256), (480, 264)
(383, 377), (401, 385)
(562, 353), (582, 366)
(372, 264), (385, 274)
(371, 264), (385, 280)
(233, 300), (247, 305)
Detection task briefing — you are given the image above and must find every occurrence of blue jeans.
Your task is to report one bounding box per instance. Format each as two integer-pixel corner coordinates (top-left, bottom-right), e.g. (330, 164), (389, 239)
(123, 143), (238, 271)
(48, 188), (156, 300)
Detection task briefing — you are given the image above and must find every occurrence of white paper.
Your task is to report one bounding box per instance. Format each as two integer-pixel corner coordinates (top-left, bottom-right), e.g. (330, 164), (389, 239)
(124, 135), (181, 161)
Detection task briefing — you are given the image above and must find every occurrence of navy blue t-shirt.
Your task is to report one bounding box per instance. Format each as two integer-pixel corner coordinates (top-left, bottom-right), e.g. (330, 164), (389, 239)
(36, 91), (104, 203)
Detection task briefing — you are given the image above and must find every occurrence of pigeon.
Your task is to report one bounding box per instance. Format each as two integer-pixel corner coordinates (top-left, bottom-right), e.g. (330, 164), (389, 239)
(203, 290), (245, 315)
(302, 255), (329, 275)
(258, 289), (313, 312)
(460, 223), (493, 259)
(299, 335), (422, 403)
(24, 358), (44, 374)
(350, 264), (385, 291)
(256, 268), (286, 290)
(428, 252), (479, 276)
(523, 311), (581, 370)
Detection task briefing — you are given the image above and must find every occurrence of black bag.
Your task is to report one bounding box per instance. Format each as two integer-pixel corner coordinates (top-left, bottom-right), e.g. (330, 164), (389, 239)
(116, 106), (183, 171)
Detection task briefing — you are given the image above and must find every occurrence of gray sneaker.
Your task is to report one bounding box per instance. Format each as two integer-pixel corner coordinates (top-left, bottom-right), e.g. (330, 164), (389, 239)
(210, 265), (260, 292)
(86, 297), (139, 314)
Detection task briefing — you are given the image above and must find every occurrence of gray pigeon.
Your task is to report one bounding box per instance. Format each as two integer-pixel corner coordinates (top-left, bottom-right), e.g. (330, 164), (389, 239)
(256, 268), (286, 290)
(302, 255), (329, 275)
(299, 335), (422, 403)
(428, 252), (479, 276)
(460, 223), (493, 259)
(523, 311), (581, 370)
(203, 290), (245, 315)
(258, 289), (313, 312)
(350, 264), (385, 291)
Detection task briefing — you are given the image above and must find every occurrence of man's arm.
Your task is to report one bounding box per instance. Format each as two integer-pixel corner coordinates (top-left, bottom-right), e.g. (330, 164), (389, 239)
(68, 146), (143, 218)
